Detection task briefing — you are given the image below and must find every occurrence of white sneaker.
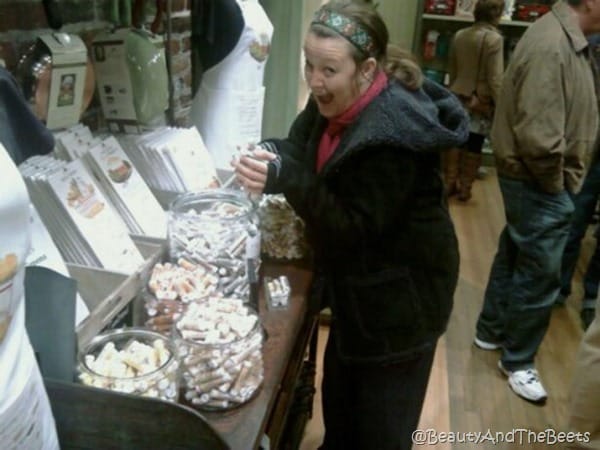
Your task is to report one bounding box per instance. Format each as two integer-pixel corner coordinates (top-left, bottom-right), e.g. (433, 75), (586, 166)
(498, 361), (547, 403)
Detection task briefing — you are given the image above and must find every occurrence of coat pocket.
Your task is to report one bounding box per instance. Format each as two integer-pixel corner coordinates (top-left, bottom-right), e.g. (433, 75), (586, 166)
(344, 267), (424, 338)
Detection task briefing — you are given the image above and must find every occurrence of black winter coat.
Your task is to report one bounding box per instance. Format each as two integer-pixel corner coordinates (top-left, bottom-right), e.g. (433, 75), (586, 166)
(264, 78), (469, 364)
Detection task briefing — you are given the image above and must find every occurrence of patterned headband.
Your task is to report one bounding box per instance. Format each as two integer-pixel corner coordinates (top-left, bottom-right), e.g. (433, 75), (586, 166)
(311, 7), (376, 56)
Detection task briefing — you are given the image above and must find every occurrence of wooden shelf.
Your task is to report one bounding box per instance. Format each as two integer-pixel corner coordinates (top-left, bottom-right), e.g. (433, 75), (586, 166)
(422, 13), (532, 27)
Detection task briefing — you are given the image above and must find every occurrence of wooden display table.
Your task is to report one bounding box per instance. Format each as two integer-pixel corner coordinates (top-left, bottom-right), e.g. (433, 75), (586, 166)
(46, 262), (318, 450)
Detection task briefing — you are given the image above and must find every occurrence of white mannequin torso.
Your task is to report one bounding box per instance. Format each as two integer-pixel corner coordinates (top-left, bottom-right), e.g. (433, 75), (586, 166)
(0, 144), (59, 450)
(189, 0), (273, 169)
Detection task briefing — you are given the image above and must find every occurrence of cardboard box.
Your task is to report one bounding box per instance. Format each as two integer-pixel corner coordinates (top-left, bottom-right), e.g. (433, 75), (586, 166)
(38, 34), (88, 130)
(92, 29), (168, 134)
(72, 236), (165, 348)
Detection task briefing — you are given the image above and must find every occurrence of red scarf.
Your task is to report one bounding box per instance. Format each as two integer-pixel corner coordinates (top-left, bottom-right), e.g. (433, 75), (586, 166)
(316, 70), (388, 173)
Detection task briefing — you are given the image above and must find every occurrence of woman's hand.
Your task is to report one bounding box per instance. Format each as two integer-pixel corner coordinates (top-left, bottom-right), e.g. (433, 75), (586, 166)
(232, 145), (278, 195)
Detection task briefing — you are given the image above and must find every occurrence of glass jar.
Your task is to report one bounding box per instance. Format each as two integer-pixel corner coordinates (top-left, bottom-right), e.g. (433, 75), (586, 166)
(167, 189), (260, 303)
(78, 328), (179, 402)
(175, 301), (264, 411)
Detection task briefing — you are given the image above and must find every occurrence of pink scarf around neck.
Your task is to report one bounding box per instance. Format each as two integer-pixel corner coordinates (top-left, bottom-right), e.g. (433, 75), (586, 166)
(316, 70), (388, 173)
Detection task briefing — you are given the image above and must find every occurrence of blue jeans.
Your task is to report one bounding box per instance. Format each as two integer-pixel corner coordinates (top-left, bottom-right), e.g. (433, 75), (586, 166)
(476, 177), (574, 371)
(560, 160), (600, 307)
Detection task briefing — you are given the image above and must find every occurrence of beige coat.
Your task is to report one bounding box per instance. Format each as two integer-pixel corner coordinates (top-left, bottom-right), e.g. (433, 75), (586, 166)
(448, 22), (503, 106)
(567, 296), (600, 449)
(491, 1), (598, 194)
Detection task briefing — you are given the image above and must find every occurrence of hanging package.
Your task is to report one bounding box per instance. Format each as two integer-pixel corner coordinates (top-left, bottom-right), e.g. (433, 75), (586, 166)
(17, 33), (95, 130)
(92, 0), (168, 133)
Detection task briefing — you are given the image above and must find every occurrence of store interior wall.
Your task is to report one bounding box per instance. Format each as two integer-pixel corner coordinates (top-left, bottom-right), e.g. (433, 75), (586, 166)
(0, 0), (418, 140)
(0, 0), (193, 126)
(260, 0), (418, 139)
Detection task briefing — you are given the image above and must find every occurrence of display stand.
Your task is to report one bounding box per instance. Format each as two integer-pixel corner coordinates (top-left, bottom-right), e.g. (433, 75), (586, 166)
(72, 236), (164, 348)
(47, 261), (319, 450)
(45, 379), (229, 450)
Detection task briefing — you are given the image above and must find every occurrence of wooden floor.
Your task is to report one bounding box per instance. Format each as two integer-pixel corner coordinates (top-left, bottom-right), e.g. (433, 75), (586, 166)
(299, 168), (592, 449)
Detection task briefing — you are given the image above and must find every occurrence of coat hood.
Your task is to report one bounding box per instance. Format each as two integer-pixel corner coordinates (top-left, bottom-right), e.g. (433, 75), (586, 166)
(336, 77), (469, 157)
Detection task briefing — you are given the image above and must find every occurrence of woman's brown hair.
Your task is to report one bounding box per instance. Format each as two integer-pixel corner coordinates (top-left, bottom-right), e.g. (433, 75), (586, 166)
(473, 0), (505, 23)
(309, 1), (423, 91)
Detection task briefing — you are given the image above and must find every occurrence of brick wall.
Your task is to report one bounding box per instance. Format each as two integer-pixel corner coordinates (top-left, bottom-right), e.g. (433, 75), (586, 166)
(0, 0), (192, 127)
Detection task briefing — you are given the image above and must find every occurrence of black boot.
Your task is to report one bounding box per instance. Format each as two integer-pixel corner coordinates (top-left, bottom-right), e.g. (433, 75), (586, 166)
(581, 308), (595, 330)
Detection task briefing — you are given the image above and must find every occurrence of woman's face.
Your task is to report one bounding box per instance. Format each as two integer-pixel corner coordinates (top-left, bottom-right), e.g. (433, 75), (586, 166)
(303, 32), (367, 119)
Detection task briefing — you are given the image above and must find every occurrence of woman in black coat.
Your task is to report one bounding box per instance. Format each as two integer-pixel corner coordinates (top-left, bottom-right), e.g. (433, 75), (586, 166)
(234, 2), (468, 448)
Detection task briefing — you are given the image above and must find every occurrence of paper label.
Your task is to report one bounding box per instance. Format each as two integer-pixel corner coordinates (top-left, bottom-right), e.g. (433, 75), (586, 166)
(39, 34), (88, 130)
(27, 204), (90, 326)
(47, 160), (144, 273)
(90, 137), (167, 238)
(92, 39), (137, 121)
(167, 128), (218, 191)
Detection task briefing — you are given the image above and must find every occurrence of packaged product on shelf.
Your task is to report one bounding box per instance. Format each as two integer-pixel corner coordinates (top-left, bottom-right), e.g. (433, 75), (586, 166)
(84, 136), (167, 238)
(423, 30), (440, 61)
(512, 0), (551, 22)
(49, 160), (145, 273)
(455, 0), (476, 17)
(175, 300), (264, 410)
(17, 33), (93, 131)
(19, 157), (145, 273)
(27, 204), (90, 326)
(125, 127), (219, 202)
(257, 194), (309, 260)
(424, 0), (456, 16)
(54, 124), (94, 160)
(503, 0), (516, 20)
(92, 28), (168, 132)
(78, 328), (179, 402)
(264, 276), (291, 310)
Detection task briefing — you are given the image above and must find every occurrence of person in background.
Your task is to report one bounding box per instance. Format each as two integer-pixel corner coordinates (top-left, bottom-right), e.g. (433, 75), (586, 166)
(554, 35), (600, 331)
(474, 0), (600, 404)
(566, 298), (600, 449)
(445, 0), (504, 201)
(233, 2), (469, 448)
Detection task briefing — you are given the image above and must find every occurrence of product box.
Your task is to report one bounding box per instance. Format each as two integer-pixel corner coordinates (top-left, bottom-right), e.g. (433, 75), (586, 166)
(72, 236), (165, 348)
(92, 29), (168, 134)
(512, 1), (551, 22)
(38, 34), (88, 130)
(424, 0), (456, 16)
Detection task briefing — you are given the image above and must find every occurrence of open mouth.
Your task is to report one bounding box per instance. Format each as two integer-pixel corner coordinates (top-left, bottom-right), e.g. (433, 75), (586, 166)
(315, 93), (334, 105)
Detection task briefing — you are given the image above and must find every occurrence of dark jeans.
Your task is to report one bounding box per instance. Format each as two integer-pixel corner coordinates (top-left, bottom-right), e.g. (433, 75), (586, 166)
(477, 177), (574, 371)
(560, 159), (600, 308)
(319, 329), (436, 450)
(462, 132), (485, 154)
